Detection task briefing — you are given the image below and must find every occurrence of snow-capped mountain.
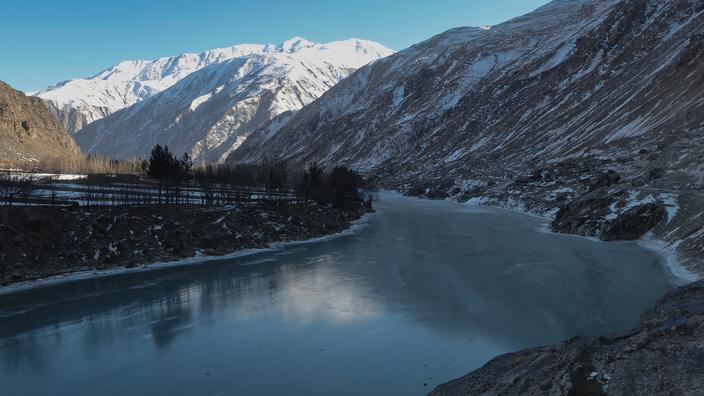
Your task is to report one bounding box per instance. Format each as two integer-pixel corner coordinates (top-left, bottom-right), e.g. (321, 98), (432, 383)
(231, 0), (703, 183)
(72, 37), (393, 162)
(34, 43), (278, 133)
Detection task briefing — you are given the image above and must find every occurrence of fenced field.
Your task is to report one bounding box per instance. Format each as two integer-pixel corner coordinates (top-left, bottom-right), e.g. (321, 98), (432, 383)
(0, 171), (300, 207)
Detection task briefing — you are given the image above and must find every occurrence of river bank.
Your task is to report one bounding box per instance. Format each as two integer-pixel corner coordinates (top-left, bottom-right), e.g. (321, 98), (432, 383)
(431, 278), (704, 395)
(427, 195), (704, 395)
(393, 160), (704, 278)
(392, 184), (704, 395)
(0, 201), (370, 288)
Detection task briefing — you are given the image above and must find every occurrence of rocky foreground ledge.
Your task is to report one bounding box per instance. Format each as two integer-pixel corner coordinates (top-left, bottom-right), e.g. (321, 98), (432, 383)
(0, 201), (369, 286)
(431, 279), (704, 396)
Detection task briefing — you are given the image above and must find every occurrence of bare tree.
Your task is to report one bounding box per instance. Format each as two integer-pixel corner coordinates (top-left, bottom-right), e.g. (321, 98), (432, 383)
(0, 170), (37, 206)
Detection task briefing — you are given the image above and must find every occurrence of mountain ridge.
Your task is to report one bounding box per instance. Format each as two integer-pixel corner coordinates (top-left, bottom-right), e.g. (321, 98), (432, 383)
(72, 37), (393, 162)
(35, 37), (393, 134)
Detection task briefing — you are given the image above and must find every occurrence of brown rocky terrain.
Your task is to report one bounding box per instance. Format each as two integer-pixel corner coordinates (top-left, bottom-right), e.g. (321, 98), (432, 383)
(0, 201), (369, 286)
(0, 80), (82, 164)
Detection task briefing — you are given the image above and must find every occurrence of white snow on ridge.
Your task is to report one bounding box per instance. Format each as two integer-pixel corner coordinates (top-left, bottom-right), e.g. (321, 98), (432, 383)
(189, 93), (213, 112)
(35, 43), (273, 109)
(73, 37), (394, 162)
(35, 37), (394, 131)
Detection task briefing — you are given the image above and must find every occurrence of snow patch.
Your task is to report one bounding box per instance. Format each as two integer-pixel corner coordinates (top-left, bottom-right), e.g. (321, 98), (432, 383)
(392, 86), (405, 108)
(189, 92), (213, 111)
(639, 236), (700, 283)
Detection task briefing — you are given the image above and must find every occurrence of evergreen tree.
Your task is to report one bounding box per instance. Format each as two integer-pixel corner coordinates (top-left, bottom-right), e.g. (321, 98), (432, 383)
(147, 144), (173, 181)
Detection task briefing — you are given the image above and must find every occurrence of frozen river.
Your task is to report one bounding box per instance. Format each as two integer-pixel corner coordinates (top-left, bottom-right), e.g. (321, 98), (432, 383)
(0, 193), (678, 395)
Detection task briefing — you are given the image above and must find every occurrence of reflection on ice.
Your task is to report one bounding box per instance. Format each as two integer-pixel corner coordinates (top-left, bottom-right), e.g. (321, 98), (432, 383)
(0, 194), (677, 396)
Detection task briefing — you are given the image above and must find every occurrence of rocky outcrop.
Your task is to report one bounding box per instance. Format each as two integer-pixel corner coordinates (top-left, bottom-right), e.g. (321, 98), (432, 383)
(551, 197), (616, 238)
(588, 173), (621, 193)
(601, 203), (667, 241)
(551, 199), (667, 241)
(0, 81), (82, 164)
(431, 279), (704, 395)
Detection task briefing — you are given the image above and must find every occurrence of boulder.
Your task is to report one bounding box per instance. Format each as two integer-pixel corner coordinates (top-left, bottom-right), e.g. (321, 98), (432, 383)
(588, 172), (621, 193)
(601, 203), (667, 241)
(551, 197), (614, 237)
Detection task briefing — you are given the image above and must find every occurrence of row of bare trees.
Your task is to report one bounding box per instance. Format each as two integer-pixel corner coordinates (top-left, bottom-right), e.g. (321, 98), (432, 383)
(0, 155), (144, 175)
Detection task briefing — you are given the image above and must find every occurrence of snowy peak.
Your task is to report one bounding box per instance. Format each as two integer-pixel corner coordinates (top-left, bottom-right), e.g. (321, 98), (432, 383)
(315, 39), (397, 68)
(89, 43), (274, 84)
(71, 37), (393, 162)
(92, 60), (154, 81)
(35, 38), (393, 133)
(280, 36), (316, 52)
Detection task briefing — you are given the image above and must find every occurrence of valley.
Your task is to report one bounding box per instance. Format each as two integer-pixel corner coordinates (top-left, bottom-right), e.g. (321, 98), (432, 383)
(1, 0), (703, 395)
(230, 0), (704, 277)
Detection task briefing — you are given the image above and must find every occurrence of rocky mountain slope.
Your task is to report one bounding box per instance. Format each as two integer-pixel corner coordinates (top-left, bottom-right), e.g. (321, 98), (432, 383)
(230, 0), (704, 273)
(71, 38), (393, 162)
(33, 42), (281, 133)
(0, 81), (82, 164)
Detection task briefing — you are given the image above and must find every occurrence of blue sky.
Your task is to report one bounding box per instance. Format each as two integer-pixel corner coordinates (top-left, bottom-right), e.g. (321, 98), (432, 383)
(1, 0), (549, 92)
